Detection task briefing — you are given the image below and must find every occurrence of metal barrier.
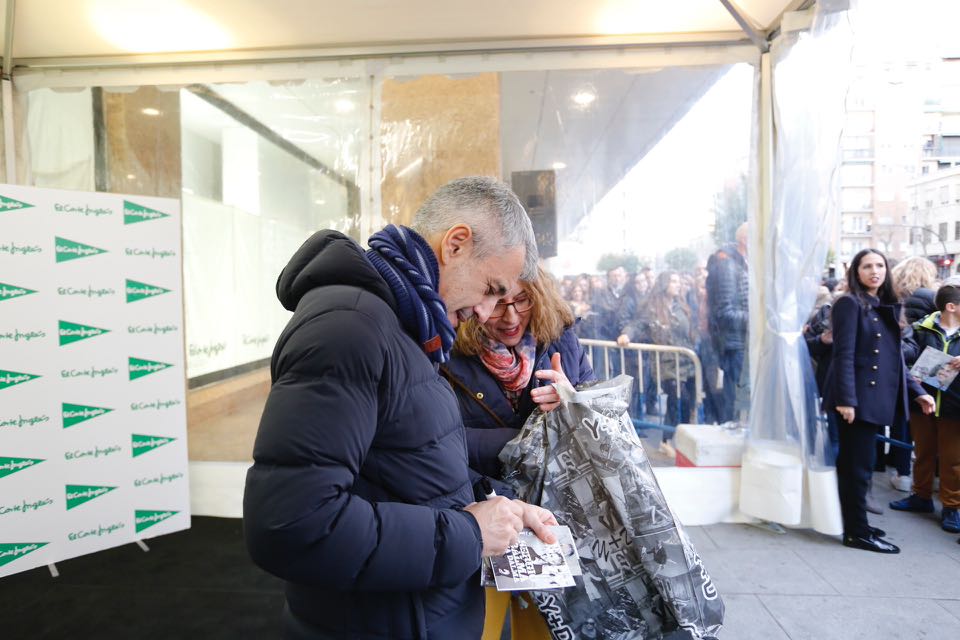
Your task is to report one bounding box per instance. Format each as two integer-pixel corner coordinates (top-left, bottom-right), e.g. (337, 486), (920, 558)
(578, 338), (704, 433)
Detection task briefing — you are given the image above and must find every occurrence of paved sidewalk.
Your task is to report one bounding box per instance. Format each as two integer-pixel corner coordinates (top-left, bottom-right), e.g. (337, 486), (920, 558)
(689, 472), (960, 639)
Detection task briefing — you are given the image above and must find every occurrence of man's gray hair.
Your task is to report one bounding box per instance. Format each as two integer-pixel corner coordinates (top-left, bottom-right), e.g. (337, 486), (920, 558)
(411, 176), (538, 280)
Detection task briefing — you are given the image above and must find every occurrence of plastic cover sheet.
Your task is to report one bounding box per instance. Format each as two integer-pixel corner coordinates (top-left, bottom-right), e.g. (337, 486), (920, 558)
(24, 88), (95, 190)
(379, 62), (756, 450)
(739, 0), (854, 530)
(179, 78), (366, 378)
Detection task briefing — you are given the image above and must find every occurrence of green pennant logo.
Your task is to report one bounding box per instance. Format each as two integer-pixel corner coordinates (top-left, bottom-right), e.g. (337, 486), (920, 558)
(55, 237), (108, 263)
(59, 320), (110, 346)
(0, 456), (44, 479)
(62, 403), (114, 429)
(126, 279), (171, 303)
(0, 282), (36, 301)
(0, 542), (48, 568)
(131, 434), (176, 457)
(0, 370), (40, 390)
(65, 484), (117, 510)
(0, 195), (34, 213)
(124, 201), (171, 225)
(128, 357), (173, 380)
(135, 509), (178, 533)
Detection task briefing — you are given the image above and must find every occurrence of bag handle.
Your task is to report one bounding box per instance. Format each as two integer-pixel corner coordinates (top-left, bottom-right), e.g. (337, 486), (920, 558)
(440, 365), (510, 430)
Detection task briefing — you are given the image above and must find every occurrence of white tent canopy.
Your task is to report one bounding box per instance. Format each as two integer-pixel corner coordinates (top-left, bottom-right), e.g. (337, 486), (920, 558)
(1, 0), (805, 66)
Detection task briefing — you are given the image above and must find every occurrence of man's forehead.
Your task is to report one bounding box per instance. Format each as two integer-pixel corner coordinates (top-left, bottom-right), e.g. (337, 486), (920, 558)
(479, 248), (525, 291)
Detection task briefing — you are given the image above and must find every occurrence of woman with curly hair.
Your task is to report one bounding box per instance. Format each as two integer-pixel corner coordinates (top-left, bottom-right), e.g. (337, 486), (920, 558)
(892, 255), (938, 324)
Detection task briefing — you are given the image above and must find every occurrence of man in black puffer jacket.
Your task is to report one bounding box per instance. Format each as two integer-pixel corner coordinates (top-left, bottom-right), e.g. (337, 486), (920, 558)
(244, 177), (558, 639)
(706, 223), (749, 422)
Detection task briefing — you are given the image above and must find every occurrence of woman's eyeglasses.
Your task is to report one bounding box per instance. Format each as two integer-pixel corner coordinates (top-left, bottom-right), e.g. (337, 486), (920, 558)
(489, 296), (533, 318)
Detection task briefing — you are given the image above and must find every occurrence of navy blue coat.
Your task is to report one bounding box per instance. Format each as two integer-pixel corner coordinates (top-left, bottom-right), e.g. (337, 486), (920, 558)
(244, 231), (484, 639)
(443, 327), (596, 478)
(822, 294), (924, 426)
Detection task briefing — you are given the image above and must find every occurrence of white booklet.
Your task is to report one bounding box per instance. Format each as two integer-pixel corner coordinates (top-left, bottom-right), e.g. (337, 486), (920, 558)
(482, 525), (580, 591)
(910, 345), (959, 391)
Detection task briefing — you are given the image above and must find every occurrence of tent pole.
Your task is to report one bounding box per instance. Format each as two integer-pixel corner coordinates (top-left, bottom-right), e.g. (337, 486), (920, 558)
(2, 0), (16, 183)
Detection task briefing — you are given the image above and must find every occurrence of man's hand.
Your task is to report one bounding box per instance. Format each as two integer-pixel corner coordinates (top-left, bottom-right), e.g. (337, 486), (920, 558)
(463, 497), (524, 557)
(836, 405), (855, 424)
(616, 334), (631, 347)
(915, 394), (936, 415)
(949, 356), (960, 370)
(819, 329), (833, 345)
(532, 353), (568, 412)
(513, 500), (558, 545)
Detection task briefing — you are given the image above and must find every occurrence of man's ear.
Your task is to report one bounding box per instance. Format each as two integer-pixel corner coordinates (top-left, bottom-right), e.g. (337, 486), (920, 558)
(438, 224), (474, 265)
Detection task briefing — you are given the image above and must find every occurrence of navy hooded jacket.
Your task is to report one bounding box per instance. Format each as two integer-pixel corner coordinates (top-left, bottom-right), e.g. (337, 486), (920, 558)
(443, 327), (595, 478)
(243, 230), (484, 639)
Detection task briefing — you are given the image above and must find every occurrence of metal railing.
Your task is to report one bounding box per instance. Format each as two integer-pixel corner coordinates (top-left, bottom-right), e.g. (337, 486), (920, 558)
(578, 338), (704, 433)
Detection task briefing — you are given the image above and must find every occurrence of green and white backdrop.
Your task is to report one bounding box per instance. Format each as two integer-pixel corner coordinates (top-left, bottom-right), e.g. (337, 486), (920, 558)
(0, 184), (189, 578)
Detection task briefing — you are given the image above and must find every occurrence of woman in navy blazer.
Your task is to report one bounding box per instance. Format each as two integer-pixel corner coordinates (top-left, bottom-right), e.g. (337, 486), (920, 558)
(824, 248), (935, 553)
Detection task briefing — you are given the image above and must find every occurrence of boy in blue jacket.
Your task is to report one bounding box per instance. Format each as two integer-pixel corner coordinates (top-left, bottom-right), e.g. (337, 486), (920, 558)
(896, 284), (960, 537)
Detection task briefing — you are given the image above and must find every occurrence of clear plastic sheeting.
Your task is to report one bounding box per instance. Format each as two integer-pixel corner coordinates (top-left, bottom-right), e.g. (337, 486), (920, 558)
(180, 78), (368, 379)
(739, 0), (854, 531)
(379, 60), (757, 463)
(23, 88), (95, 190)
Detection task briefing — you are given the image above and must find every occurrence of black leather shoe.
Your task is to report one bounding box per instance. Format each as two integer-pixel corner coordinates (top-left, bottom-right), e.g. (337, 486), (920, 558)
(868, 526), (886, 537)
(842, 533), (900, 554)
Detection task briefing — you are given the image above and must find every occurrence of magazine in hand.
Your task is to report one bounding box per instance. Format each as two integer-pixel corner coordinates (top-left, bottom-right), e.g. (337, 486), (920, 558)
(910, 346), (959, 392)
(483, 525), (579, 591)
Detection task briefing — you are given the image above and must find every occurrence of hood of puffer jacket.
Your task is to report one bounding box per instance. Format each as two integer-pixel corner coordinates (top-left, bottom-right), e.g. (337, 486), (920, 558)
(275, 230), (394, 312)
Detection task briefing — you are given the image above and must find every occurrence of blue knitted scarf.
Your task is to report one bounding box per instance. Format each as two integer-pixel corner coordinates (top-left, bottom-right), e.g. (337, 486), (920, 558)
(366, 225), (456, 364)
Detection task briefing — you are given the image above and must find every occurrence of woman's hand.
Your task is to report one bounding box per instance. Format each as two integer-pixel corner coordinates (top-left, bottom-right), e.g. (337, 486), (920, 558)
(915, 394), (936, 415)
(616, 333), (631, 347)
(819, 329), (833, 345)
(836, 405), (855, 424)
(950, 356), (960, 371)
(531, 353), (568, 412)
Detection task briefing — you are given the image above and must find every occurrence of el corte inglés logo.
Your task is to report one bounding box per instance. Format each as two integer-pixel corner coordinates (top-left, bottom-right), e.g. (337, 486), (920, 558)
(0, 370), (40, 390)
(0, 542), (48, 568)
(131, 434), (176, 457)
(55, 237), (107, 263)
(126, 279), (171, 303)
(65, 484), (117, 510)
(0, 456), (44, 479)
(129, 357), (173, 380)
(135, 509), (178, 533)
(62, 403), (114, 429)
(0, 282), (37, 301)
(124, 200), (171, 225)
(59, 320), (110, 346)
(0, 194), (34, 213)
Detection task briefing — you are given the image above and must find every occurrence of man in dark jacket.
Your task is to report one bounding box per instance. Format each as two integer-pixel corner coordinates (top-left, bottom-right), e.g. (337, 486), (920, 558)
(243, 177), (558, 639)
(706, 223), (749, 422)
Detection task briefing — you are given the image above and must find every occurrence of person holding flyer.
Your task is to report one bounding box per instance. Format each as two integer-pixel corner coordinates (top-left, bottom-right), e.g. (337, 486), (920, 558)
(897, 284), (960, 537)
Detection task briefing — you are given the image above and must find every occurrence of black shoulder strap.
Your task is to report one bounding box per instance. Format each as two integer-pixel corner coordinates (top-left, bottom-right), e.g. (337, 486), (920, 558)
(439, 365), (510, 430)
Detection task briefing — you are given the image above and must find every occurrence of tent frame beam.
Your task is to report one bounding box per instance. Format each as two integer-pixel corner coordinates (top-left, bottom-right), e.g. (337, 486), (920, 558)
(717, 0), (771, 52)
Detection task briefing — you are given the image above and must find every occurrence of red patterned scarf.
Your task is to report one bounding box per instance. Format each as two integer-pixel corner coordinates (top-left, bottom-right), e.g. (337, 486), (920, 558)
(479, 332), (537, 407)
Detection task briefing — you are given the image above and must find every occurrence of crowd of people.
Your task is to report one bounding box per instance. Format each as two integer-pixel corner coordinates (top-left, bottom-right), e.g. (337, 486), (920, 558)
(804, 250), (960, 553)
(551, 223), (750, 429)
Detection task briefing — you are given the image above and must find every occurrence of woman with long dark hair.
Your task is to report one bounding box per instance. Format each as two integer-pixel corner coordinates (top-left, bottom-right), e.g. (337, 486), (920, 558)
(823, 248), (935, 553)
(624, 270), (698, 425)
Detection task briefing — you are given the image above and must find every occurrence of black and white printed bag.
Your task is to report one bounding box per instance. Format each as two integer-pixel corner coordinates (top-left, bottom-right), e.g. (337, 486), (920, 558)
(500, 375), (724, 640)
